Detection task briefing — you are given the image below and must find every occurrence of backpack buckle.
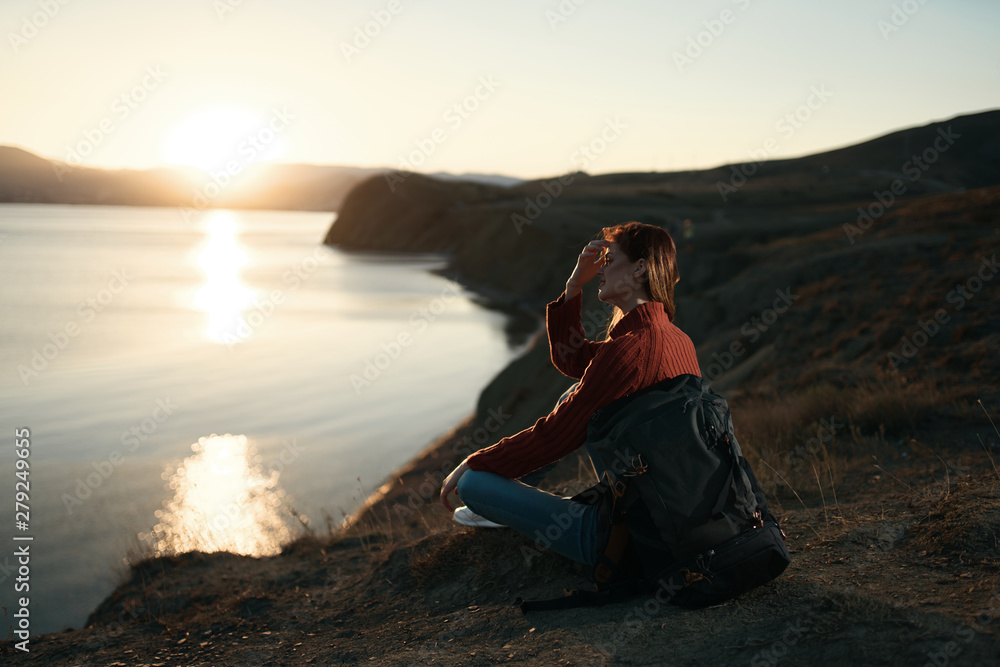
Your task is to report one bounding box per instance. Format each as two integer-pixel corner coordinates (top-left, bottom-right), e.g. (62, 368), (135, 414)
(622, 453), (647, 477)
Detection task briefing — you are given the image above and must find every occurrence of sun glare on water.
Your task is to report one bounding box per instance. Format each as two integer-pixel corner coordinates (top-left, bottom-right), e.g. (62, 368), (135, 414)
(140, 434), (297, 557)
(194, 212), (257, 344)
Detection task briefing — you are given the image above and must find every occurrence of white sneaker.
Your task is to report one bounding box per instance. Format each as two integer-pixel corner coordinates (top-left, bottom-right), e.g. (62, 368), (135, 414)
(453, 506), (505, 528)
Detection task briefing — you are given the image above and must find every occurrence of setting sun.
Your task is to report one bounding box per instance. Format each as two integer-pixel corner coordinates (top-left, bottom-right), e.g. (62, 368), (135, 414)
(162, 107), (282, 173)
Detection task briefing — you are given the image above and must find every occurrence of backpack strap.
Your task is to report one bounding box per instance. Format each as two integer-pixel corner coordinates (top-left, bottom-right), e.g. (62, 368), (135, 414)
(708, 408), (759, 523)
(517, 579), (653, 613)
(593, 522), (632, 585)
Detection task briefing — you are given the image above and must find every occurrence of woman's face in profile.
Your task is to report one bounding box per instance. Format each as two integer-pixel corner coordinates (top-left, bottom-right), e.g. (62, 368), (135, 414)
(597, 242), (644, 308)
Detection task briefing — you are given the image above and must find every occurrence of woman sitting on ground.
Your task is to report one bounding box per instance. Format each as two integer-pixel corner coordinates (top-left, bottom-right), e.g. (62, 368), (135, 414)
(439, 221), (701, 567)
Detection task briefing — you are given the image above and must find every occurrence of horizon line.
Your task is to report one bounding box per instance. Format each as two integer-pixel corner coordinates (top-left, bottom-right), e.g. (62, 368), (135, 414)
(3, 105), (997, 182)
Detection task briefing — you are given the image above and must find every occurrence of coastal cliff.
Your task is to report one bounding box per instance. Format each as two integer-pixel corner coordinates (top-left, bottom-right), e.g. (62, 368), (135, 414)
(8, 110), (1000, 665)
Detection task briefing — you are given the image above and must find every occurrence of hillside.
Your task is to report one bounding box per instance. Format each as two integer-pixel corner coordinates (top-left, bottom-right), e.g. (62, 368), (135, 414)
(326, 109), (1000, 307)
(5, 110), (1000, 665)
(9, 184), (998, 667)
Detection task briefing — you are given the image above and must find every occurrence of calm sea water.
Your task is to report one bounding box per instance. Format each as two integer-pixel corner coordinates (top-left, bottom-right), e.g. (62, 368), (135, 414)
(0, 204), (518, 634)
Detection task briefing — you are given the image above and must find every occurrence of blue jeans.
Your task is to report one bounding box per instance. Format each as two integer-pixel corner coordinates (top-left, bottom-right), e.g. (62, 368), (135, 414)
(457, 382), (606, 567)
(457, 470), (603, 566)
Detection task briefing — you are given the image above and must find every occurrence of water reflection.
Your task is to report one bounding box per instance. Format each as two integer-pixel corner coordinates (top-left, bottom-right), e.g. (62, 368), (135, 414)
(194, 212), (256, 344)
(141, 434), (296, 557)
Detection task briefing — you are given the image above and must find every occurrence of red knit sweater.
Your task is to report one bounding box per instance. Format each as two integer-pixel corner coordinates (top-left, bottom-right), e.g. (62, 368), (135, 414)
(465, 291), (702, 479)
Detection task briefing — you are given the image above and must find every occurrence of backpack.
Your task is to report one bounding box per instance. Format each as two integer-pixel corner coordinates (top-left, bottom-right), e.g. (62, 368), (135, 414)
(519, 374), (790, 612)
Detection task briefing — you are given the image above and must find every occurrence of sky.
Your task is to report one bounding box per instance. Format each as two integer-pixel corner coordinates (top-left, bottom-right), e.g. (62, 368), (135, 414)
(2, 0), (998, 179)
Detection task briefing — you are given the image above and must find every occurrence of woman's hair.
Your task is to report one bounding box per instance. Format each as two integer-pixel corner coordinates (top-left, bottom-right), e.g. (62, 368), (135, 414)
(601, 221), (680, 334)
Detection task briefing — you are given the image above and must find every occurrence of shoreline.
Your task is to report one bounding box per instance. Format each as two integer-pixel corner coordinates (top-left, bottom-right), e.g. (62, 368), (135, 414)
(0, 209), (524, 641)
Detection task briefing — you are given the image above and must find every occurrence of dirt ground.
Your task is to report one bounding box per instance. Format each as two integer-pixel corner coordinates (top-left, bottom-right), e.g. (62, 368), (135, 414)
(5, 415), (999, 667)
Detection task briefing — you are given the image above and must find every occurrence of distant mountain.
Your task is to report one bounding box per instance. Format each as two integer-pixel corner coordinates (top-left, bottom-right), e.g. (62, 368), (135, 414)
(429, 171), (523, 187)
(0, 147), (526, 211)
(0, 148), (385, 211)
(211, 163), (386, 211)
(0, 145), (183, 206)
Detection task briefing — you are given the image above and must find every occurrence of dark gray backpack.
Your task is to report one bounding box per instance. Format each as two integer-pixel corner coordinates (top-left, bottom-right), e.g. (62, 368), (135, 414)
(520, 374), (790, 612)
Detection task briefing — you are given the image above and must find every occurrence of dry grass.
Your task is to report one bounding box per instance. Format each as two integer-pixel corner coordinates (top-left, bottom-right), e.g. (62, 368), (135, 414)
(727, 376), (983, 497)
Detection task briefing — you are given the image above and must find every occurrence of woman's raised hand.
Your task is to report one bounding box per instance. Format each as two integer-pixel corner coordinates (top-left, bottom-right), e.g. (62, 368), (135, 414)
(566, 240), (610, 299)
